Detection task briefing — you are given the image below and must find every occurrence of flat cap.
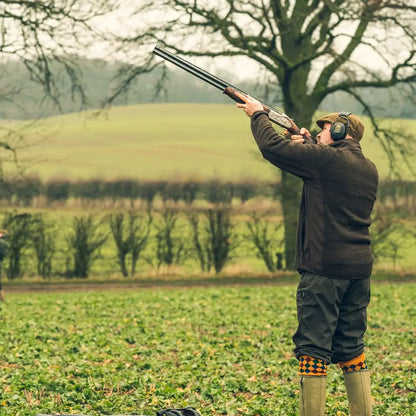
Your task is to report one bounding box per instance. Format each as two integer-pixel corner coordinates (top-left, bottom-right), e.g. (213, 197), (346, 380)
(316, 112), (365, 141)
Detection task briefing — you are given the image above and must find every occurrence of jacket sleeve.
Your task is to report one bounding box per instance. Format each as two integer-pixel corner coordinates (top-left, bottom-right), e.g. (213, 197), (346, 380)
(250, 111), (328, 180)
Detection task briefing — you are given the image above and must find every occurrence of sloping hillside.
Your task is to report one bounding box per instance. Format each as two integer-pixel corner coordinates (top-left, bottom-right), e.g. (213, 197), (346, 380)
(9, 103), (415, 182)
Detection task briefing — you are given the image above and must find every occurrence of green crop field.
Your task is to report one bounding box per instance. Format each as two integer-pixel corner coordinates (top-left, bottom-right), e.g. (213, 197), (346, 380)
(0, 284), (415, 416)
(8, 103), (416, 182)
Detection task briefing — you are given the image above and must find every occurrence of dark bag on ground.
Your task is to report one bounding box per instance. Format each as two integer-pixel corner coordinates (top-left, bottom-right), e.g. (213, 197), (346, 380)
(156, 407), (202, 416)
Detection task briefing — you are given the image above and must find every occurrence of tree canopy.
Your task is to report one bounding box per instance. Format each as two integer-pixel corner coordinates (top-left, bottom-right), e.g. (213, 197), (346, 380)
(117, 1), (416, 121)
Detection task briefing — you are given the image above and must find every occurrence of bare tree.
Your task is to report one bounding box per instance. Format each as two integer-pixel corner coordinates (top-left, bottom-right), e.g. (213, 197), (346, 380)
(154, 206), (186, 269)
(187, 206), (235, 274)
(0, 0), (117, 176)
(110, 0), (416, 268)
(66, 215), (108, 278)
(109, 211), (152, 277)
(31, 214), (56, 278)
(2, 212), (34, 280)
(0, 1), (118, 104)
(246, 212), (285, 272)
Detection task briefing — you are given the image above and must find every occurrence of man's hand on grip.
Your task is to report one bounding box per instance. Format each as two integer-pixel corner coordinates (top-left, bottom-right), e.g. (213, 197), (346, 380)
(235, 91), (264, 117)
(285, 127), (312, 144)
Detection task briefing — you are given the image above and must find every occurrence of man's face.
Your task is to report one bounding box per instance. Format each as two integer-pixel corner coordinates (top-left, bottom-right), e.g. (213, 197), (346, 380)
(316, 123), (334, 145)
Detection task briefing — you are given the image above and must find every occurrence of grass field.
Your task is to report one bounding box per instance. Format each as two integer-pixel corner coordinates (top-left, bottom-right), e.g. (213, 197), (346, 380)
(0, 283), (415, 416)
(8, 103), (416, 182)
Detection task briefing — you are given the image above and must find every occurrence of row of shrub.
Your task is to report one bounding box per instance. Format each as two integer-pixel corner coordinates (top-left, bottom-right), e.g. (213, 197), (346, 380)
(2, 177), (416, 212)
(0, 205), (412, 282)
(0, 208), (285, 281)
(2, 177), (281, 206)
(377, 180), (416, 214)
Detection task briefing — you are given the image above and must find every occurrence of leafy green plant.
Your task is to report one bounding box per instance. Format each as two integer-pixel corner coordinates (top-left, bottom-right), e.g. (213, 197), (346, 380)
(0, 284), (414, 415)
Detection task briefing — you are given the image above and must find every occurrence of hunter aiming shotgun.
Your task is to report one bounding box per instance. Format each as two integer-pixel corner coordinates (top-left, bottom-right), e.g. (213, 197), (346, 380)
(152, 44), (301, 135)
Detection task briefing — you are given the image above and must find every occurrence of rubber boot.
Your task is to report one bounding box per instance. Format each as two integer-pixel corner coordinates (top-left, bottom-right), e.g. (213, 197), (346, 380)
(343, 371), (372, 416)
(299, 376), (326, 416)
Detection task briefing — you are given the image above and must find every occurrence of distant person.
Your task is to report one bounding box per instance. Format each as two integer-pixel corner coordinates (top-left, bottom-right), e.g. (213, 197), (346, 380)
(0, 229), (9, 301)
(236, 92), (378, 416)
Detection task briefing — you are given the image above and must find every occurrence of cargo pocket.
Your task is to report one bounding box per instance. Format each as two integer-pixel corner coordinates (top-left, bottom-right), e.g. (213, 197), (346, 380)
(296, 284), (306, 324)
(293, 278), (308, 357)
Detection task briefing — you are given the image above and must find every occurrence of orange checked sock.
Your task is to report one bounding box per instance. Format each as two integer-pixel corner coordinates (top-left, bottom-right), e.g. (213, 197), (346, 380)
(298, 355), (327, 376)
(338, 353), (368, 373)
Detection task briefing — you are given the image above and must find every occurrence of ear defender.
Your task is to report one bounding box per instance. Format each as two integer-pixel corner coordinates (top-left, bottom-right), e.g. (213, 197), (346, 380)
(330, 111), (352, 141)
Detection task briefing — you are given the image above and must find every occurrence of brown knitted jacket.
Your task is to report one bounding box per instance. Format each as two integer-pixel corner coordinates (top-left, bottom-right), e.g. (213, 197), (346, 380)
(251, 111), (379, 279)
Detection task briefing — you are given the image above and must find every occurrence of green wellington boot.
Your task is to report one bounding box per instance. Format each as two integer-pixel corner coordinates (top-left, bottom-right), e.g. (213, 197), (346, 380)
(343, 371), (372, 416)
(299, 376), (327, 416)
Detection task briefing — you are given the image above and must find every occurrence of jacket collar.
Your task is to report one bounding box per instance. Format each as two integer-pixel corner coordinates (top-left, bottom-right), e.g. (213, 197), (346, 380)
(329, 139), (362, 150)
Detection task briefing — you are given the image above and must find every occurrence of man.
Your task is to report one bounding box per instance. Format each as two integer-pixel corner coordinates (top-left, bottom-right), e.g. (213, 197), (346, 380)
(236, 93), (378, 416)
(0, 229), (9, 302)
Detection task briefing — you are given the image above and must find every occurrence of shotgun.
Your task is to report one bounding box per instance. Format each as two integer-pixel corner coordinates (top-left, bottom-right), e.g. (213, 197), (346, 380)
(152, 45), (301, 135)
